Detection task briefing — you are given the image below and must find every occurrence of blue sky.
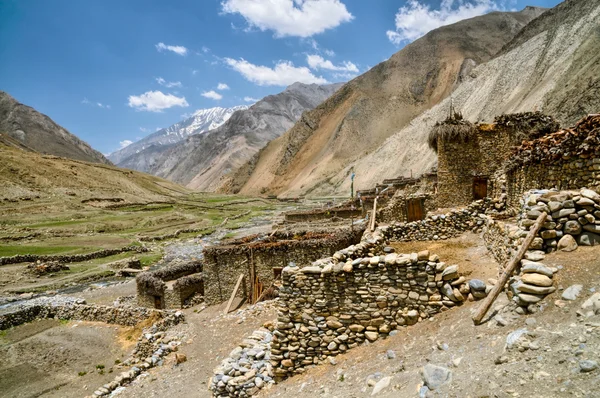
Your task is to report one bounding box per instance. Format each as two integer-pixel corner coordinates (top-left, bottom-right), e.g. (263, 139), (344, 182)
(0, 0), (562, 154)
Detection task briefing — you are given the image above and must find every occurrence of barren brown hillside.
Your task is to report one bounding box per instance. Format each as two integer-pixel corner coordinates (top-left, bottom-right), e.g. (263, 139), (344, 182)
(0, 91), (111, 165)
(0, 141), (189, 203)
(221, 7), (545, 197)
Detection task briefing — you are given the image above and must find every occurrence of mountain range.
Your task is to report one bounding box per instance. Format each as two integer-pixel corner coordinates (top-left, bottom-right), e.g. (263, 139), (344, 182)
(144, 82), (343, 192)
(107, 105), (248, 171)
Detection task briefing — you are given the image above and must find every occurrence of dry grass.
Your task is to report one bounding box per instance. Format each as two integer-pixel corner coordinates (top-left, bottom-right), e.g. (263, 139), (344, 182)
(427, 114), (477, 152)
(116, 312), (162, 350)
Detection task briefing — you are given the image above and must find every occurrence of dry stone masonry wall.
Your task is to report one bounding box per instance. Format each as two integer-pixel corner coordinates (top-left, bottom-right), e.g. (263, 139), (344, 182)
(0, 245), (148, 266)
(269, 226), (488, 380)
(505, 115), (600, 210)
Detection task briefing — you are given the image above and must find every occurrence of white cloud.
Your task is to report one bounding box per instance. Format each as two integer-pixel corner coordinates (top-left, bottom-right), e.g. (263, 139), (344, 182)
(156, 77), (182, 88)
(155, 42), (188, 56)
(306, 54), (358, 72)
(202, 46), (210, 53)
(221, 0), (353, 38)
(332, 72), (358, 81)
(324, 49), (336, 57)
(201, 90), (223, 100)
(387, 0), (504, 45)
(119, 140), (133, 149)
(217, 83), (230, 90)
(192, 69), (199, 75)
(139, 127), (149, 133)
(82, 98), (110, 109)
(127, 91), (189, 112)
(243, 96), (259, 102)
(225, 58), (327, 86)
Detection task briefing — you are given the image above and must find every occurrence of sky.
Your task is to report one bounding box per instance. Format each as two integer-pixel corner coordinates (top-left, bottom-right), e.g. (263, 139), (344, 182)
(0, 0), (562, 154)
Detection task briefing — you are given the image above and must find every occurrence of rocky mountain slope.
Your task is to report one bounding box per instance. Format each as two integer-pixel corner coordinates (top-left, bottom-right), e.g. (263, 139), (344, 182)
(149, 82), (343, 191)
(0, 91), (110, 164)
(315, 0), (600, 199)
(108, 105), (248, 171)
(222, 7), (547, 197)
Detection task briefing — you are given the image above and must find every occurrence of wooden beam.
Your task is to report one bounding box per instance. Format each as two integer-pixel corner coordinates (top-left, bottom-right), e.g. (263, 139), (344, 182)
(370, 197), (378, 232)
(224, 274), (245, 315)
(249, 248), (256, 303)
(472, 211), (547, 325)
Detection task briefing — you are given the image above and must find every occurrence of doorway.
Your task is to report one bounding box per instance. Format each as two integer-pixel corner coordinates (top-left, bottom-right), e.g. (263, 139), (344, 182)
(406, 198), (425, 222)
(473, 177), (488, 200)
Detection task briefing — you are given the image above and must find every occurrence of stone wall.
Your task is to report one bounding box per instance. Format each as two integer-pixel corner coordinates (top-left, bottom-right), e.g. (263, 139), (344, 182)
(482, 217), (520, 266)
(203, 229), (363, 305)
(0, 245), (148, 266)
(284, 207), (361, 222)
(271, 230), (472, 379)
(0, 297), (166, 330)
(505, 115), (600, 211)
(382, 199), (502, 242)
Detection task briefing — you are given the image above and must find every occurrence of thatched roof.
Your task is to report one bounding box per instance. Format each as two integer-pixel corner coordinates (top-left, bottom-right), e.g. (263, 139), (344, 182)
(427, 116), (477, 152)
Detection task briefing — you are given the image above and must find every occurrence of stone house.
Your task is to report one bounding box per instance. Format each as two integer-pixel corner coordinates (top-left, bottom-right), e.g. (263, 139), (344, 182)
(136, 261), (203, 309)
(429, 112), (559, 208)
(202, 229), (363, 305)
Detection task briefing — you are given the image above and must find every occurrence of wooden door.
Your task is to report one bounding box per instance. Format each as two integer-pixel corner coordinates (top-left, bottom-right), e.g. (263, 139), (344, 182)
(406, 198), (425, 222)
(473, 177), (488, 200)
(154, 295), (162, 309)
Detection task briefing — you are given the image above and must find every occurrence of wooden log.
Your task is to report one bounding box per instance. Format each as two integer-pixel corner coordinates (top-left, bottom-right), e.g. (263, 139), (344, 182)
(224, 274), (245, 315)
(370, 197), (378, 232)
(249, 248), (255, 303)
(472, 211), (547, 325)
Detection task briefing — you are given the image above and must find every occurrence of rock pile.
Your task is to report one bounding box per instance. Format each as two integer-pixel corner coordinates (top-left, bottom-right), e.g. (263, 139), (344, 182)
(210, 328), (274, 397)
(520, 188), (600, 252)
(510, 260), (558, 310)
(26, 260), (69, 275)
(89, 312), (185, 397)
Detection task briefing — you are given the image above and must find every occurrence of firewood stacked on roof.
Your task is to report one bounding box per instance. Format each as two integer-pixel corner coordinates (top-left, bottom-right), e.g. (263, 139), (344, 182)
(506, 114), (600, 171)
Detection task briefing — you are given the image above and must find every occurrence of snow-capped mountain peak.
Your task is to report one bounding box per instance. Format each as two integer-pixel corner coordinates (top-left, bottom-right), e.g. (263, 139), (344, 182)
(107, 105), (248, 166)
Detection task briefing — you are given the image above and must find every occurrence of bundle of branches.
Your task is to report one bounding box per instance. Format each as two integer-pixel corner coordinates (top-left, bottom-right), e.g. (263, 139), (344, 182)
(136, 272), (165, 295)
(428, 112), (477, 152)
(506, 114), (600, 171)
(151, 260), (203, 282)
(494, 111), (560, 142)
(173, 273), (203, 290)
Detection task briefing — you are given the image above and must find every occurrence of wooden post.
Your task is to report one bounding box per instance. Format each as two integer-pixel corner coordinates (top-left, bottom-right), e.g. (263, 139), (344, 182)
(249, 248), (256, 303)
(224, 274), (245, 314)
(472, 212), (547, 325)
(370, 197), (378, 232)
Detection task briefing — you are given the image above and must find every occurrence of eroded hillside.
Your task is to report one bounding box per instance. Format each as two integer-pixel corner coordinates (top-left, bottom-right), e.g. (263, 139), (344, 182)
(223, 7), (546, 197)
(0, 91), (110, 165)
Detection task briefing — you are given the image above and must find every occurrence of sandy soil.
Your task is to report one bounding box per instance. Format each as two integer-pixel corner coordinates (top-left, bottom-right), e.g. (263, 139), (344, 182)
(115, 302), (278, 398)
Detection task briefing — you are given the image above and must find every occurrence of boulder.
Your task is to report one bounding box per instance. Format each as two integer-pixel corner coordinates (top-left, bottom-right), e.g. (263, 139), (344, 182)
(521, 262), (553, 277)
(562, 285), (583, 300)
(557, 235), (578, 252)
(580, 188), (600, 203)
(577, 232), (600, 246)
(564, 220), (582, 235)
(422, 364), (452, 390)
(522, 273), (553, 287)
